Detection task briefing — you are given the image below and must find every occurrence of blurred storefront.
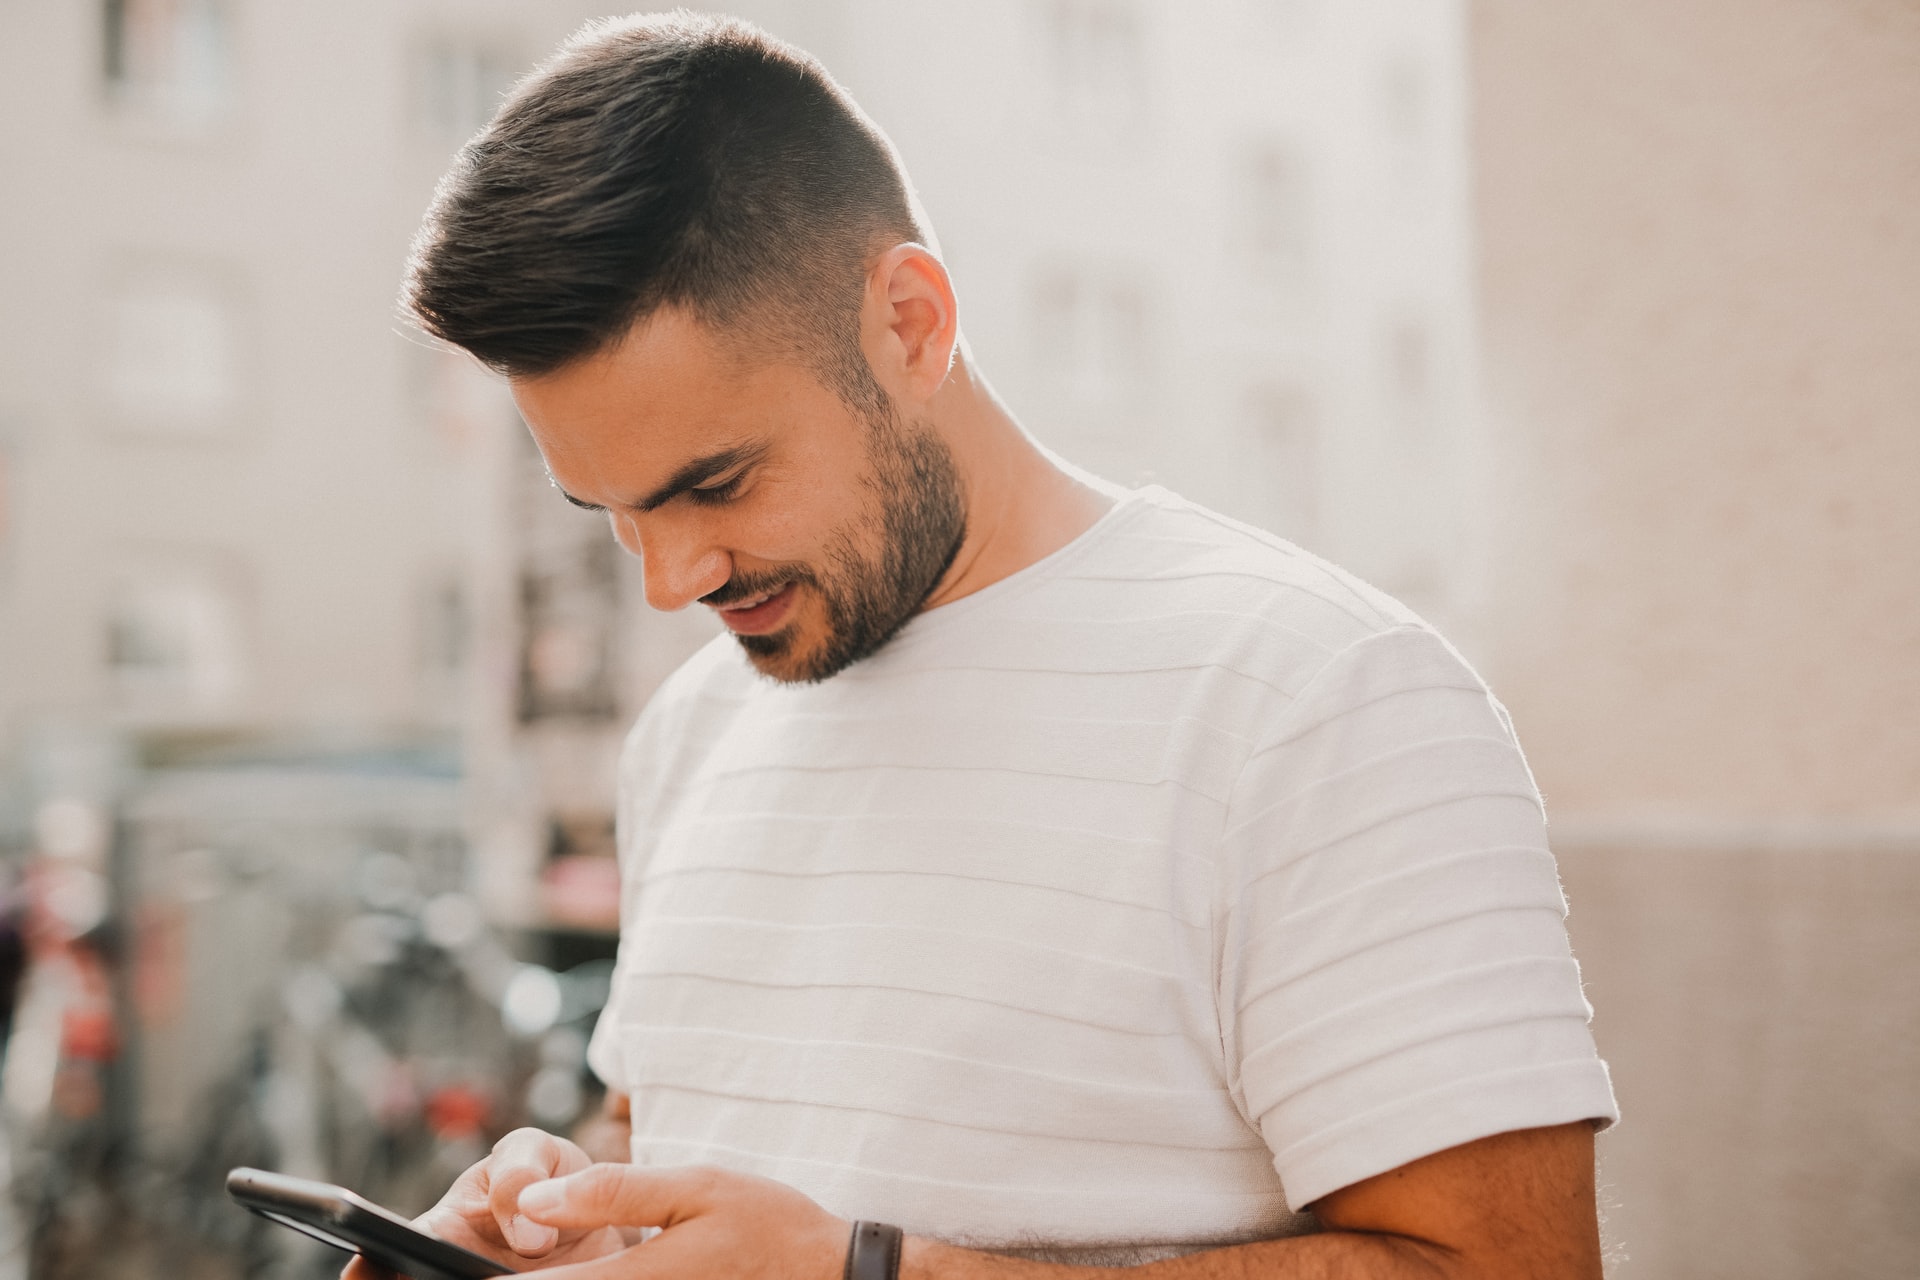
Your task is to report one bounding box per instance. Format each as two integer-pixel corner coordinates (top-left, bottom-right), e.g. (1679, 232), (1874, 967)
(0, 2), (714, 1273)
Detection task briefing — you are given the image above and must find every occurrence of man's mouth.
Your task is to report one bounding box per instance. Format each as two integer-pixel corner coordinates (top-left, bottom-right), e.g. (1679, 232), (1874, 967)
(712, 582), (798, 635)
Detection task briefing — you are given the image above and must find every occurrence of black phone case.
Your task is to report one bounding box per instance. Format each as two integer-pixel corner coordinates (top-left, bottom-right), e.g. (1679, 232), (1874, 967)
(227, 1167), (515, 1279)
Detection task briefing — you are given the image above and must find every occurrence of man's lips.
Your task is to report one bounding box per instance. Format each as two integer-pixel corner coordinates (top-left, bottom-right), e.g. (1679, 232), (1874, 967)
(712, 582), (798, 635)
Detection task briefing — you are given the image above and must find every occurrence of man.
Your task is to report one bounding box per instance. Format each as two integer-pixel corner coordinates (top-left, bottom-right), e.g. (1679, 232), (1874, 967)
(353, 13), (1617, 1279)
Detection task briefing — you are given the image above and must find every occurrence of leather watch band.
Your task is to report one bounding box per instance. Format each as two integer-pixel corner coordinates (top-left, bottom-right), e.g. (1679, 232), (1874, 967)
(844, 1221), (903, 1280)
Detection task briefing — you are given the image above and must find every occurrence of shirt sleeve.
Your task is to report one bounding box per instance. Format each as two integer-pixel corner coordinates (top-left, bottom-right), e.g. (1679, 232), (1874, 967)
(586, 690), (684, 1094)
(585, 973), (628, 1092)
(1217, 624), (1618, 1210)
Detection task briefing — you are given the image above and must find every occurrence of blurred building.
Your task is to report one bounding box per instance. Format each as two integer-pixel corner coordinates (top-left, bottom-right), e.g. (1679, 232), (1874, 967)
(827, 0), (1483, 632)
(0, 7), (712, 1267)
(0, 0), (1479, 942)
(0, 0), (733, 933)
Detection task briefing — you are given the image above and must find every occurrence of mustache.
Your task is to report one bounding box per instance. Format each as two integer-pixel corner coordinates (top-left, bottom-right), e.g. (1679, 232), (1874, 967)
(701, 566), (814, 608)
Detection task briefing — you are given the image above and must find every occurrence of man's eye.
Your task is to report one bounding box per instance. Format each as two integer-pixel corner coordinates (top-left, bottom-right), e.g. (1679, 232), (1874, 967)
(687, 474), (746, 506)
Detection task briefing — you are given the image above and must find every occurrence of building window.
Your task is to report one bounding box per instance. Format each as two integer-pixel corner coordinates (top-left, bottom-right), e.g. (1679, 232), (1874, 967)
(1031, 265), (1153, 412)
(1042, 0), (1148, 141)
(416, 573), (471, 724)
(516, 444), (621, 724)
(1384, 314), (1435, 452)
(107, 562), (248, 715)
(407, 339), (511, 454)
(101, 265), (244, 439)
(1250, 0), (1319, 39)
(103, 0), (234, 127)
(1380, 55), (1432, 188)
(417, 40), (524, 147)
(1241, 385), (1320, 546)
(1234, 139), (1313, 291)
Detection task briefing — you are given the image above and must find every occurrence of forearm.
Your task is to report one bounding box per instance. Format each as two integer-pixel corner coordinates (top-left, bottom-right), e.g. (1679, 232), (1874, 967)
(903, 1232), (1453, 1280)
(493, 1125), (1598, 1279)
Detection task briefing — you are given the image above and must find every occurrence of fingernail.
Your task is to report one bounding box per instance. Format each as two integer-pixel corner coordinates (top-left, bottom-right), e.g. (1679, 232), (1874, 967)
(519, 1181), (564, 1215)
(509, 1213), (558, 1251)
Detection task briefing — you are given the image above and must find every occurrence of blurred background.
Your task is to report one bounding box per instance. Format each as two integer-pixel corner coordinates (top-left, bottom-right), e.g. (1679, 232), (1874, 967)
(0, 1), (1913, 1276)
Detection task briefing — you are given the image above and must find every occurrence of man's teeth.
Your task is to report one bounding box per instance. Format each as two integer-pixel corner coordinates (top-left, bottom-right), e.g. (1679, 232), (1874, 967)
(728, 586), (781, 611)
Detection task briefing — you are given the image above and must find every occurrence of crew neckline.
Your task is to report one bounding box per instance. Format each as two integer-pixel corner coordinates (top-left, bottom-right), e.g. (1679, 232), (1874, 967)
(874, 483), (1169, 650)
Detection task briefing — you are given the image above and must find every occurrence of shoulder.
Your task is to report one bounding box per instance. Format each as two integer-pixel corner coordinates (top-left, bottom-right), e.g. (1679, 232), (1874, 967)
(1062, 487), (1450, 695)
(1131, 489), (1414, 622)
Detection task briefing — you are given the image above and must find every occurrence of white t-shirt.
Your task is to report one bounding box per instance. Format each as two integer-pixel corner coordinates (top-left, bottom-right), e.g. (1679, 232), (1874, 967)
(587, 485), (1617, 1255)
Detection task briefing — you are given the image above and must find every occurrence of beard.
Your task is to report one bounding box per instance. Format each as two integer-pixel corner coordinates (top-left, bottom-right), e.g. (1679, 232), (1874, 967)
(703, 398), (967, 684)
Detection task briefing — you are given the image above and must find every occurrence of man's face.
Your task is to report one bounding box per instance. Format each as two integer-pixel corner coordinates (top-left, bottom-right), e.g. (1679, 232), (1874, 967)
(511, 308), (966, 683)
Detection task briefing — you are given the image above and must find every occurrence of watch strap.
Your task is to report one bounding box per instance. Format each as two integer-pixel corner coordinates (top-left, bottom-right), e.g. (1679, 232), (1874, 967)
(844, 1220), (903, 1280)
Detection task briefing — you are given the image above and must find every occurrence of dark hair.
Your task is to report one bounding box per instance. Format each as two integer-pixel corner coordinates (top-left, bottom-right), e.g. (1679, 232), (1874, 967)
(404, 12), (923, 396)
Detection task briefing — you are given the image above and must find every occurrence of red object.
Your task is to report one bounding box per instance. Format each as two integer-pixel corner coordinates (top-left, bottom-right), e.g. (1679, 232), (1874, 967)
(425, 1082), (492, 1140)
(135, 903), (187, 1028)
(542, 854), (620, 929)
(59, 944), (120, 1061)
(61, 1007), (118, 1062)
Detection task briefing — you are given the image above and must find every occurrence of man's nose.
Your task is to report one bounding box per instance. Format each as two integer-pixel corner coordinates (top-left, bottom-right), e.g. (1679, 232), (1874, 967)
(612, 512), (730, 612)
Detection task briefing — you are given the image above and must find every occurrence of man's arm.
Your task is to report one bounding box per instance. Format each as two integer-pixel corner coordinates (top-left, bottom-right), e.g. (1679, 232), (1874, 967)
(496, 1120), (1601, 1279)
(906, 1122), (1600, 1279)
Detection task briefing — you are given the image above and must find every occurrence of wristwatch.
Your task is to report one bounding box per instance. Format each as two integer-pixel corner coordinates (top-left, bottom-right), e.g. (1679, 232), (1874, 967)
(844, 1221), (903, 1280)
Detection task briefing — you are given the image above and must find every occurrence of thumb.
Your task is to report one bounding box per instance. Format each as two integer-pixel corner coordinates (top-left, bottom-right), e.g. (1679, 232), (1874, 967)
(519, 1164), (713, 1232)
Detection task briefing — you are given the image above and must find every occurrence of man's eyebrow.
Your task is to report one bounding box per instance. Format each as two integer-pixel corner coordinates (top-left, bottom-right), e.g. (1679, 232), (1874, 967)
(632, 442), (770, 513)
(547, 441), (769, 515)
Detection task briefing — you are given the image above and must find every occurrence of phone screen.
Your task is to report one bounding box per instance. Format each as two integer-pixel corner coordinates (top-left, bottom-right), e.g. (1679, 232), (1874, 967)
(227, 1167), (515, 1279)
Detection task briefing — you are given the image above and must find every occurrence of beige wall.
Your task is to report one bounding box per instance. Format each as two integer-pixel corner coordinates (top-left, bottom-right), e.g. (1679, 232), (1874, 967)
(1469, 0), (1920, 822)
(1470, 3), (1920, 1276)
(1558, 837), (1919, 1279)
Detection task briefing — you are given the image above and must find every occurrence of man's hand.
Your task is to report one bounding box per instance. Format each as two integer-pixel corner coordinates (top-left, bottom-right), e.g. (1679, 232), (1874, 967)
(507, 1163), (849, 1280)
(340, 1128), (629, 1279)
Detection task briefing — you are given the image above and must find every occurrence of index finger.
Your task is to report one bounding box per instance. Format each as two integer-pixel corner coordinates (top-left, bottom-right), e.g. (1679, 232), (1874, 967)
(486, 1127), (591, 1257)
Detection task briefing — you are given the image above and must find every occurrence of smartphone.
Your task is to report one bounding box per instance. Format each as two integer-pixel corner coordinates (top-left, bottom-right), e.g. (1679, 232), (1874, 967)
(227, 1166), (515, 1279)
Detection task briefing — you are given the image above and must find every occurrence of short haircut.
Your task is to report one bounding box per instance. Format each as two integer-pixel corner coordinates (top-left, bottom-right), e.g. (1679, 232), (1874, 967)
(404, 12), (924, 402)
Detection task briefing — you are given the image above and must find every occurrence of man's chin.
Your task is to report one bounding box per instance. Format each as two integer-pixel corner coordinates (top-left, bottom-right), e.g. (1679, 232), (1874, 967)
(734, 625), (826, 684)
(737, 641), (806, 683)
(727, 577), (926, 684)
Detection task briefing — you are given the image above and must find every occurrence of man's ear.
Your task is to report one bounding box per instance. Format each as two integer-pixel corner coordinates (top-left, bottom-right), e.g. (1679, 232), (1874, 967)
(863, 243), (958, 405)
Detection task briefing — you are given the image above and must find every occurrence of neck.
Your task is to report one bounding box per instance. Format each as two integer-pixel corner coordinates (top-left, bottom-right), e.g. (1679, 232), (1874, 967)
(919, 351), (1115, 612)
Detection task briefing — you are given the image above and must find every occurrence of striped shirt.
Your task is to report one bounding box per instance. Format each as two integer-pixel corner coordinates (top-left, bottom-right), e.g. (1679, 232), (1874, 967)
(586, 485), (1617, 1254)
